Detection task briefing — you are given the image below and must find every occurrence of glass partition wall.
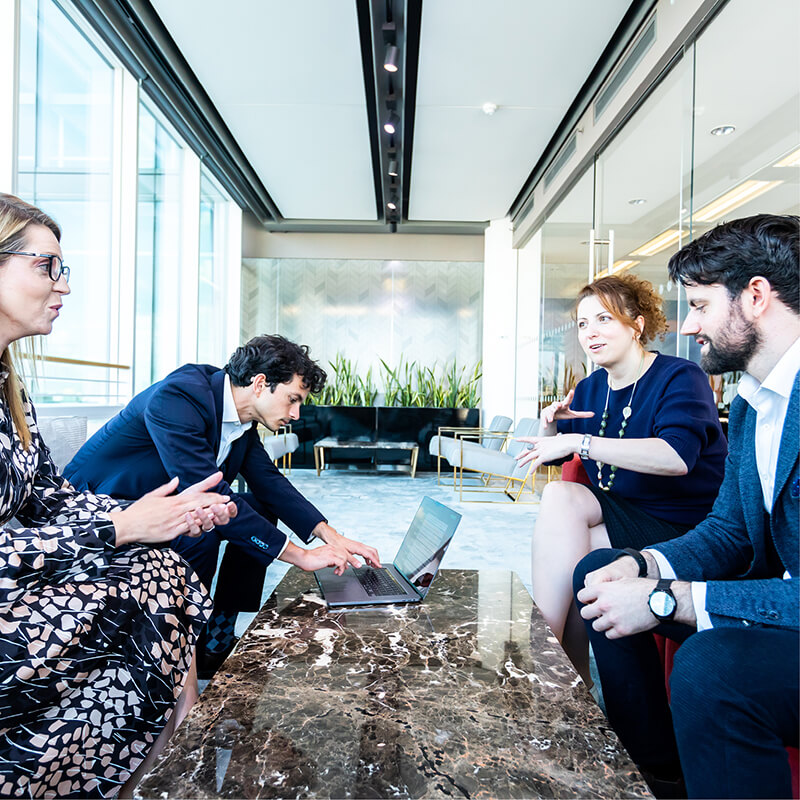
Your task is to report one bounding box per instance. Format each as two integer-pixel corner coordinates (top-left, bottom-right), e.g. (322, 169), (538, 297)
(17, 0), (117, 402)
(535, 0), (800, 408)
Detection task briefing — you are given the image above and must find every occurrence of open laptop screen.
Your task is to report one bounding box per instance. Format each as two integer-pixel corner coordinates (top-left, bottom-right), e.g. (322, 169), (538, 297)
(393, 497), (461, 598)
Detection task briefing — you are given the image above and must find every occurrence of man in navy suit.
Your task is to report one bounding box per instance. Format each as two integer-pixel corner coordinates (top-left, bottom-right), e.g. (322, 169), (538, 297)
(572, 215), (799, 799)
(66, 335), (380, 676)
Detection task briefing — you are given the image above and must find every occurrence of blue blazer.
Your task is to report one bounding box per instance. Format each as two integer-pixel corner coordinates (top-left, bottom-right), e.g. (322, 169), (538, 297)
(653, 373), (799, 631)
(64, 364), (325, 565)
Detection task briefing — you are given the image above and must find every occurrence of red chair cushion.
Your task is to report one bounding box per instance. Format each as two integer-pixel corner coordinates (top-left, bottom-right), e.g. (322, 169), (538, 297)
(561, 454), (592, 485)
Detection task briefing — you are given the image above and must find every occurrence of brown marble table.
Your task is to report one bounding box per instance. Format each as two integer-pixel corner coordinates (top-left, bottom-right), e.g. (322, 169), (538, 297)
(137, 568), (650, 799)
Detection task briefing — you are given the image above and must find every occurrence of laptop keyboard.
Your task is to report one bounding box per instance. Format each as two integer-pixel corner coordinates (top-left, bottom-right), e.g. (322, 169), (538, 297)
(357, 568), (401, 597)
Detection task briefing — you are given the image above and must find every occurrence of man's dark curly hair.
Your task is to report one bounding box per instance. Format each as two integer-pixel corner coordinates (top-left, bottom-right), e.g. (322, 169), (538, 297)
(225, 335), (326, 393)
(668, 214), (799, 314)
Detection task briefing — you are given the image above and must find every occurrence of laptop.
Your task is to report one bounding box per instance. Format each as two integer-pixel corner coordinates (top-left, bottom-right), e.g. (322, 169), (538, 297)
(314, 496), (461, 607)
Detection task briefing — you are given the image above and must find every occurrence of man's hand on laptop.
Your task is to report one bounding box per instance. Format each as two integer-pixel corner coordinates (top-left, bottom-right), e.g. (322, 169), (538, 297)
(280, 541), (356, 576)
(310, 521), (382, 569)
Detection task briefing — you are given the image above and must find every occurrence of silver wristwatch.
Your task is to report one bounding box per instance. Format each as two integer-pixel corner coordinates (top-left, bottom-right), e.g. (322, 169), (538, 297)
(579, 433), (592, 460)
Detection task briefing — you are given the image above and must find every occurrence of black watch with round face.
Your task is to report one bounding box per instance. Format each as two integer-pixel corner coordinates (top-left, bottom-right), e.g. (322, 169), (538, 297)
(648, 579), (677, 622)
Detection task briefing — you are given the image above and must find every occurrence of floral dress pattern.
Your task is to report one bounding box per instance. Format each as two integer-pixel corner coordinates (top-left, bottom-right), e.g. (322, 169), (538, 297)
(0, 377), (212, 798)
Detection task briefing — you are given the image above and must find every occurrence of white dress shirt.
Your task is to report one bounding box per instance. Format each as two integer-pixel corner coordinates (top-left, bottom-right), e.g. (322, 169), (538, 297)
(216, 374), (252, 466)
(647, 336), (800, 630)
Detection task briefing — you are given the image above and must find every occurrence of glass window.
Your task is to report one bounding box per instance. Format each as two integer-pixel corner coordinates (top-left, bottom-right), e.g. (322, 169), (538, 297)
(538, 167), (595, 405)
(593, 53), (694, 360)
(135, 102), (184, 391)
(197, 169), (230, 365)
(17, 0), (120, 402)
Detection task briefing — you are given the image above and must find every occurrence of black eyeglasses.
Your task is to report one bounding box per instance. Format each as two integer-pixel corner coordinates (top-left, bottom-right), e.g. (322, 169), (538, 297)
(0, 250), (71, 283)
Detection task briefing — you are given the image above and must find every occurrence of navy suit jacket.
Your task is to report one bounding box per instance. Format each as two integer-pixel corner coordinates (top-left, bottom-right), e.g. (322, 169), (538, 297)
(653, 373), (799, 631)
(64, 364), (325, 565)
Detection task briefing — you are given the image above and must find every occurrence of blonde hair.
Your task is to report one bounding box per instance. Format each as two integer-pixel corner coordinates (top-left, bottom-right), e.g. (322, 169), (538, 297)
(0, 194), (61, 449)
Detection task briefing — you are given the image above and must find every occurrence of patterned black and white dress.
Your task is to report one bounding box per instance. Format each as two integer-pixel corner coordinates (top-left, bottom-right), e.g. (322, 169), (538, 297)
(0, 378), (212, 798)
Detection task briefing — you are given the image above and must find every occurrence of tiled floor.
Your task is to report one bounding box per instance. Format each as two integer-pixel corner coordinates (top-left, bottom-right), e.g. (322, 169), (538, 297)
(232, 467), (541, 636)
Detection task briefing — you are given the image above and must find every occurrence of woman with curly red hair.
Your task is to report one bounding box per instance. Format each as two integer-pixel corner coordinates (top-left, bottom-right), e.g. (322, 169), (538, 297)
(518, 274), (727, 684)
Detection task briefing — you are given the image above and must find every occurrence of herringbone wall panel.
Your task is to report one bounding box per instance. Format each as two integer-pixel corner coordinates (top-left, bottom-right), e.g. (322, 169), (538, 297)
(241, 258), (483, 378)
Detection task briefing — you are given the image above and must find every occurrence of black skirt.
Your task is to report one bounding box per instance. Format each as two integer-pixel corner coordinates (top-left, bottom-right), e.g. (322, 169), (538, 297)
(585, 483), (692, 550)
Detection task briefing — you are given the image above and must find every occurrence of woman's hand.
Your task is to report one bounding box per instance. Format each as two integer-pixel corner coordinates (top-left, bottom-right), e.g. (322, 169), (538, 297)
(540, 389), (595, 427)
(109, 472), (237, 546)
(515, 434), (581, 469)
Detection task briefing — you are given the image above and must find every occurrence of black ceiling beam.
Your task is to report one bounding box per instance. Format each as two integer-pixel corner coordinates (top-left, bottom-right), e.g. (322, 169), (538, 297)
(400, 0), (422, 223)
(355, 0), (384, 221)
(70, 0), (282, 226)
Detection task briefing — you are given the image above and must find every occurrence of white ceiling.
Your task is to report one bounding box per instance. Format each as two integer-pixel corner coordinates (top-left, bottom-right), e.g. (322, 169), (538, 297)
(150, 0), (634, 226)
(411, 0), (631, 221)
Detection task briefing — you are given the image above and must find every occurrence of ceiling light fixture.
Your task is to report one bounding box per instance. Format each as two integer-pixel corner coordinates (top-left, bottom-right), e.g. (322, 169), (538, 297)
(482, 102), (497, 116)
(384, 44), (399, 72)
(387, 197), (397, 211)
(630, 229), (683, 257)
(692, 180), (783, 223)
(628, 198), (647, 206)
(594, 259), (640, 280)
(388, 159), (398, 177)
(710, 124), (736, 136)
(775, 147), (800, 168)
(384, 112), (399, 135)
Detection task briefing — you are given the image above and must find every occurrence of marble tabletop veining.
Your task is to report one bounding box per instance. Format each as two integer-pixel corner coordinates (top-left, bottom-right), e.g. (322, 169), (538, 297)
(137, 568), (651, 799)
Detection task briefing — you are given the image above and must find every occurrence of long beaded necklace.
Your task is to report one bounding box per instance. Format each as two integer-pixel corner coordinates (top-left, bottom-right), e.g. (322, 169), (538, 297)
(596, 353), (645, 492)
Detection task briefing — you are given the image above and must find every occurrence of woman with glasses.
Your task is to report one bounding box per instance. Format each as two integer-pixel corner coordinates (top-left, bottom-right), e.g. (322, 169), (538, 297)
(517, 275), (727, 686)
(0, 194), (237, 798)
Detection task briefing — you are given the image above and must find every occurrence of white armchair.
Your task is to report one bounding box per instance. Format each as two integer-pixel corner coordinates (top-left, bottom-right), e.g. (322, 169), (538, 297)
(260, 425), (299, 474)
(428, 414), (513, 484)
(454, 417), (540, 502)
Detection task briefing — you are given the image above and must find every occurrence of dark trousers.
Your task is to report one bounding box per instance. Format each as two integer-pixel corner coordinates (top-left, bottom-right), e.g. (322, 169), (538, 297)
(573, 548), (799, 799)
(172, 492), (273, 612)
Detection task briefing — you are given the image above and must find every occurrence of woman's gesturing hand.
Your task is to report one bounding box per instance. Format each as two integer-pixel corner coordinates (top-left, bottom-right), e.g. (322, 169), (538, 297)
(109, 472), (237, 546)
(540, 389), (595, 427)
(514, 434), (581, 469)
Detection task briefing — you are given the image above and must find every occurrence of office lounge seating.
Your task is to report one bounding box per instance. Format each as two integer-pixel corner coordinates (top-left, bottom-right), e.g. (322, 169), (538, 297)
(428, 414), (513, 484)
(260, 425), (299, 474)
(454, 417), (539, 502)
(37, 416), (88, 473)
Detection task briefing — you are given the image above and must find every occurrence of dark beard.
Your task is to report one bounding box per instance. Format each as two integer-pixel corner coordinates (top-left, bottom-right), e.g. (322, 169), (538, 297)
(700, 303), (761, 375)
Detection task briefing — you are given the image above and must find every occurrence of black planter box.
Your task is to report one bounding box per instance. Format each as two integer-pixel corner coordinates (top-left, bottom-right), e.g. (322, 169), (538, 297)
(290, 405), (479, 470)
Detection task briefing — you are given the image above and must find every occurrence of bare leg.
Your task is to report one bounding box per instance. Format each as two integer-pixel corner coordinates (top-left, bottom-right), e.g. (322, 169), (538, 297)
(118, 653), (199, 798)
(531, 482), (608, 676)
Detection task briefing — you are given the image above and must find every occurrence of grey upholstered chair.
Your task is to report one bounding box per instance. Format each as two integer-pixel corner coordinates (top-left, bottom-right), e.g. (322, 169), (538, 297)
(36, 416), (88, 474)
(428, 414), (513, 484)
(260, 425), (300, 473)
(454, 417), (540, 502)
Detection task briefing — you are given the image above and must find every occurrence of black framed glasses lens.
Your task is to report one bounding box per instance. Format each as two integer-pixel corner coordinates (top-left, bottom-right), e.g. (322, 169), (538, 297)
(47, 256), (69, 283)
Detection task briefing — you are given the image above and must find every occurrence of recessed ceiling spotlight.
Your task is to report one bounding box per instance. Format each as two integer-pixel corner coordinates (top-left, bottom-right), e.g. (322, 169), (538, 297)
(384, 44), (399, 73)
(628, 198), (647, 206)
(388, 159), (398, 177)
(383, 112), (400, 135)
(387, 199), (397, 211)
(710, 124), (736, 136)
(482, 102), (498, 116)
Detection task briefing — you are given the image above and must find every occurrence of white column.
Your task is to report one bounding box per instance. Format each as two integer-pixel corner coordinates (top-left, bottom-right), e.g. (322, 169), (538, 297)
(482, 218), (518, 425)
(0, 0), (19, 192)
(225, 202), (243, 358)
(515, 229), (542, 422)
(111, 68), (138, 401)
(178, 150), (201, 364)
